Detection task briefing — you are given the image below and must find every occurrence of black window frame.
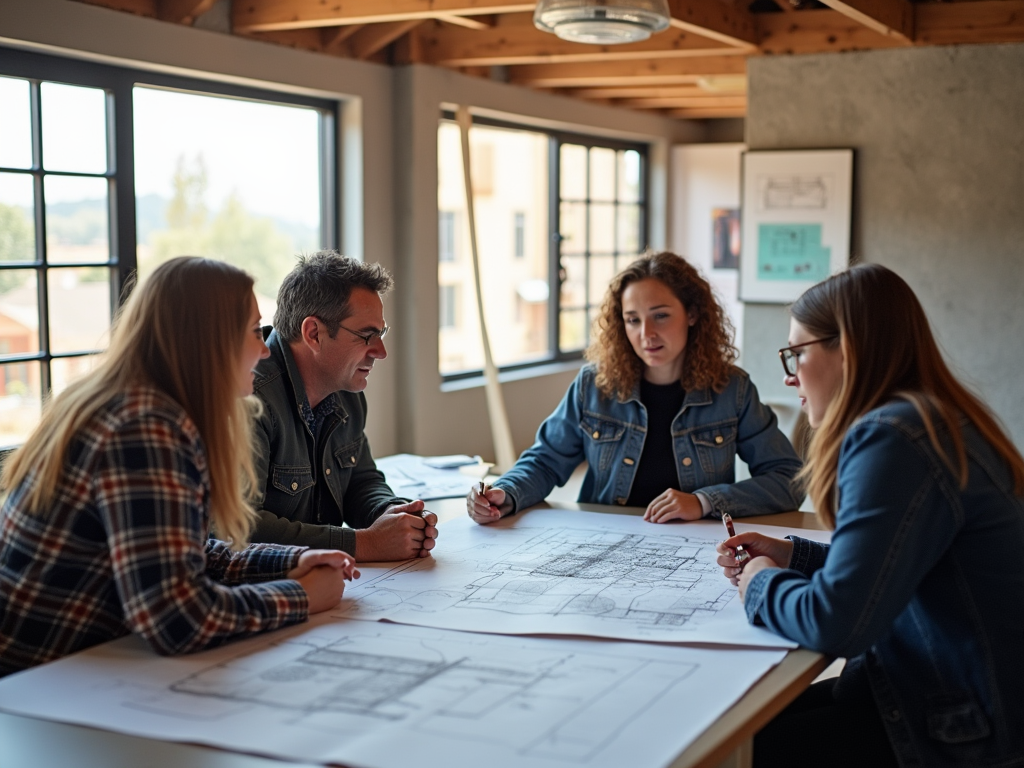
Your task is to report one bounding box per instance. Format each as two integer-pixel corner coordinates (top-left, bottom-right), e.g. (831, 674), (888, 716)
(438, 110), (649, 383)
(0, 46), (339, 430)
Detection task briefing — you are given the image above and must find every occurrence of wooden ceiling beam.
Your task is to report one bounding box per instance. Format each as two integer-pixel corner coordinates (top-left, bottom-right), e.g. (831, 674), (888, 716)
(157, 0), (217, 24)
(615, 95), (746, 109)
(321, 24), (365, 55)
(509, 56), (746, 88)
(348, 19), (424, 59)
(756, 8), (906, 54)
(916, 0), (1024, 46)
(243, 28), (325, 53)
(667, 106), (747, 119)
(437, 14), (495, 29)
(76, 0), (156, 16)
(413, 13), (739, 67)
(814, 0), (914, 43)
(564, 84), (718, 99)
(666, 0), (758, 49)
(232, 0), (533, 33)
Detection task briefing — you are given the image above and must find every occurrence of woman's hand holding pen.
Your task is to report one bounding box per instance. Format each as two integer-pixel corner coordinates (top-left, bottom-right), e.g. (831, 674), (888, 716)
(715, 532), (793, 598)
(466, 483), (512, 525)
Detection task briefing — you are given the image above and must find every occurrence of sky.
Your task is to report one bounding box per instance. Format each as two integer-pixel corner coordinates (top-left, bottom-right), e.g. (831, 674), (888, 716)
(0, 76), (322, 228)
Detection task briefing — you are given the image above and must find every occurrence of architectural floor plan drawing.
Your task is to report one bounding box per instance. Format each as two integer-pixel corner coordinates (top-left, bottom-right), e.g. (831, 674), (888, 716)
(338, 509), (799, 647)
(0, 619), (787, 768)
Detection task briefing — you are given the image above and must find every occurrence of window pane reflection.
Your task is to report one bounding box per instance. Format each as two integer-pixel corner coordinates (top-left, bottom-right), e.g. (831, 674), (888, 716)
(0, 270), (40, 356)
(0, 173), (36, 262)
(41, 82), (108, 174)
(0, 361), (42, 448)
(44, 176), (110, 264)
(47, 268), (111, 353)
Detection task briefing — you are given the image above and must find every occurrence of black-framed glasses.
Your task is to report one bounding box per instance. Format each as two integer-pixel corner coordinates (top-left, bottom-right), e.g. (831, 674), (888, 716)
(338, 323), (389, 346)
(778, 337), (838, 376)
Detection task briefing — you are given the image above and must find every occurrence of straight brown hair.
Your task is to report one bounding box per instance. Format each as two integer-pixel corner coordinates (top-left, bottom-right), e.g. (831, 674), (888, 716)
(1, 257), (260, 548)
(792, 263), (1024, 528)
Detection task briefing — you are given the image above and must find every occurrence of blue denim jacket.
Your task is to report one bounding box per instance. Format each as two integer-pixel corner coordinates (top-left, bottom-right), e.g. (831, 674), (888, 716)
(745, 400), (1024, 768)
(495, 365), (803, 516)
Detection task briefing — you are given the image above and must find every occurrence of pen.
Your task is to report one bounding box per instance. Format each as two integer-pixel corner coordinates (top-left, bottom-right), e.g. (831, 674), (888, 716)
(722, 513), (751, 565)
(477, 481), (491, 496)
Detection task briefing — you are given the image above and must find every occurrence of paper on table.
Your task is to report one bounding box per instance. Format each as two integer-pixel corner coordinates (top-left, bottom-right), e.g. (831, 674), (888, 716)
(0, 618), (786, 768)
(337, 508), (831, 648)
(376, 453), (479, 500)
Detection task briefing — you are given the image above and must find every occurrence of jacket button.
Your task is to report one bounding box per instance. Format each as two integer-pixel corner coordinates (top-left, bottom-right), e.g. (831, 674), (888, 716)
(623, 458), (635, 465)
(350, 456), (356, 464)
(682, 457), (692, 466)
(325, 468), (331, 476)
(715, 435), (723, 444)
(616, 497), (626, 505)
(291, 482), (298, 490)
(592, 430), (600, 439)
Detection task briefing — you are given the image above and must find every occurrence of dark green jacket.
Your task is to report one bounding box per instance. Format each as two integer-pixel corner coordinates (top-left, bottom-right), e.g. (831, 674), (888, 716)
(248, 329), (403, 555)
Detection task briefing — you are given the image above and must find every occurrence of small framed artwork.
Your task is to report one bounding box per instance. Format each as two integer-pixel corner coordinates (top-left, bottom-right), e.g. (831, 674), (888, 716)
(739, 149), (853, 303)
(712, 208), (740, 270)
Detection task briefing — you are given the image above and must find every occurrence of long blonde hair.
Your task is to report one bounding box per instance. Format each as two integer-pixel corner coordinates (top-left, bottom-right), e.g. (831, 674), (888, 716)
(1, 257), (259, 547)
(793, 263), (1024, 528)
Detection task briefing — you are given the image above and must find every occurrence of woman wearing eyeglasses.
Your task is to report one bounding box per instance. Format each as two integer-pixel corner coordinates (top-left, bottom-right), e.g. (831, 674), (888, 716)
(718, 263), (1024, 768)
(468, 251), (803, 524)
(0, 258), (358, 678)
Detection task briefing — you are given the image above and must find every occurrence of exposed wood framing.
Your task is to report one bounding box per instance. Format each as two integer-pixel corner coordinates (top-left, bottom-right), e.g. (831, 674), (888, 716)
(509, 56), (747, 88)
(411, 13), (739, 67)
(815, 0), (915, 42)
(666, 0), (758, 49)
(77, 0), (156, 16)
(232, 0), (534, 32)
(348, 19), (424, 59)
(157, 0), (218, 24)
(916, 0), (1024, 45)
(321, 24), (364, 55)
(437, 14), (495, 29)
(756, 9), (906, 54)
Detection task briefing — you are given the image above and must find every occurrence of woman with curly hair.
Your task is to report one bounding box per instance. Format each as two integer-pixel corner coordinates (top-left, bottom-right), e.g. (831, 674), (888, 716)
(467, 251), (802, 524)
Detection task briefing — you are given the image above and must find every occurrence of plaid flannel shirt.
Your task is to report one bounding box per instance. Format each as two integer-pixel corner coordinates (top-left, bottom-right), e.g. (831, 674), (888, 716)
(0, 387), (309, 678)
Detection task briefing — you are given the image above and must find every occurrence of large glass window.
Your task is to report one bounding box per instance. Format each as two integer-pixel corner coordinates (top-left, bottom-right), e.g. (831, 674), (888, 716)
(437, 115), (647, 379)
(0, 47), (337, 447)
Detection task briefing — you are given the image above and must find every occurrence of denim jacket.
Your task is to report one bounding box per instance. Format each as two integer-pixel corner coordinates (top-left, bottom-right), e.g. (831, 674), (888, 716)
(495, 364), (803, 516)
(248, 329), (403, 555)
(745, 400), (1024, 768)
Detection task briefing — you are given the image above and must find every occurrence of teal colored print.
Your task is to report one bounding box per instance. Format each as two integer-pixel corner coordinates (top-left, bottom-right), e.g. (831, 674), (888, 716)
(757, 223), (831, 281)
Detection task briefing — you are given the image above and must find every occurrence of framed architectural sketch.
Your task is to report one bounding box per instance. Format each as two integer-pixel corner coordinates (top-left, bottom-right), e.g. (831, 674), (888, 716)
(739, 149), (853, 303)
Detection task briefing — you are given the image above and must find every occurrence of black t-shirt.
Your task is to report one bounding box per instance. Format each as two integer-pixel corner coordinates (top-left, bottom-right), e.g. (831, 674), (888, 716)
(626, 378), (686, 508)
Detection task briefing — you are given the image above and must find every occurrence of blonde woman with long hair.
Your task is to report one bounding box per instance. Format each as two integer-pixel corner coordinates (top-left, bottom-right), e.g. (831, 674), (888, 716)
(0, 257), (357, 677)
(718, 264), (1024, 768)
(468, 251), (802, 523)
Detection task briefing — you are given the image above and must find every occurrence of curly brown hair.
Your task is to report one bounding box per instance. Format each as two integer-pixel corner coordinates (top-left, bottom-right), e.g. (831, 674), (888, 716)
(585, 252), (738, 401)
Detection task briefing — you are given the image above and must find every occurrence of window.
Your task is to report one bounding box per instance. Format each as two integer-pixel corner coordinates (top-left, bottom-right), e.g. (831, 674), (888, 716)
(439, 210), (457, 262)
(437, 114), (647, 378)
(514, 212), (526, 259)
(439, 284), (458, 329)
(0, 47), (337, 447)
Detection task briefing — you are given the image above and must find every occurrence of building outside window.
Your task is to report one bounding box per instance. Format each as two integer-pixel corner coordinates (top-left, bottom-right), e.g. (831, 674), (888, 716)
(437, 114), (647, 378)
(0, 47), (336, 447)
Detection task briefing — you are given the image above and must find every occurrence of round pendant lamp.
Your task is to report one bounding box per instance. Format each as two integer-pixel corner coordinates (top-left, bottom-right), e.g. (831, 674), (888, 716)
(533, 0), (672, 45)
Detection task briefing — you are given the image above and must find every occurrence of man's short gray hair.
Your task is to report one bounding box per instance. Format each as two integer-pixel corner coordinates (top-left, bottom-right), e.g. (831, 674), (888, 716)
(273, 251), (394, 342)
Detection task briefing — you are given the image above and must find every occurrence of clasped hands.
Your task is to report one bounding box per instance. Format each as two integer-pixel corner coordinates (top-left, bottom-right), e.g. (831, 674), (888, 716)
(715, 532), (793, 598)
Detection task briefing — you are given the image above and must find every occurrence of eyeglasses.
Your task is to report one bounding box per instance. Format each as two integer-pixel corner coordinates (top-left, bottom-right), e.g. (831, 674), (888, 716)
(338, 323), (389, 346)
(778, 337), (837, 376)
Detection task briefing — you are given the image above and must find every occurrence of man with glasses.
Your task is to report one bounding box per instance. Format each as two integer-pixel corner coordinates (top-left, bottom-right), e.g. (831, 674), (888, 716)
(249, 251), (438, 561)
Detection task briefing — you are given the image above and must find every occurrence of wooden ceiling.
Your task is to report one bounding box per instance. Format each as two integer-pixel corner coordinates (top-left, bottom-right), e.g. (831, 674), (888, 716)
(74, 0), (1024, 119)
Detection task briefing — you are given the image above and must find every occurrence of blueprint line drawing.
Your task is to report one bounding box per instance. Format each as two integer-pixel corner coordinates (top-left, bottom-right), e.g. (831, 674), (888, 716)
(757, 174), (831, 211)
(337, 511), (801, 647)
(0, 619), (788, 768)
(161, 628), (699, 763)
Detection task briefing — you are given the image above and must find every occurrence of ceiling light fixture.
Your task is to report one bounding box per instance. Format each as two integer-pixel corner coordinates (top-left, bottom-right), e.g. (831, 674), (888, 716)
(533, 0), (672, 45)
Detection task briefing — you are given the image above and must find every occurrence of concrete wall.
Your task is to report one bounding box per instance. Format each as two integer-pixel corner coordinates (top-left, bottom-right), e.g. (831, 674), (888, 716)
(741, 43), (1024, 446)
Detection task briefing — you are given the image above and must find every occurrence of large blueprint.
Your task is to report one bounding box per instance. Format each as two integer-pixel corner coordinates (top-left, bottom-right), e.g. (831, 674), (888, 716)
(339, 509), (830, 648)
(0, 618), (785, 768)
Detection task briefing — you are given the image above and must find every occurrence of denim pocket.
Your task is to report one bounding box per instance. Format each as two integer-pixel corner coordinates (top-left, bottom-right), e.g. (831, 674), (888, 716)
(332, 437), (364, 471)
(692, 423), (738, 480)
(926, 695), (991, 744)
(580, 413), (626, 474)
(271, 464), (314, 496)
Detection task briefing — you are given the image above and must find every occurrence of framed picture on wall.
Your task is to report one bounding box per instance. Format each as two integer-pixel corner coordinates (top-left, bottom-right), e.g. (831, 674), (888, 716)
(739, 149), (853, 303)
